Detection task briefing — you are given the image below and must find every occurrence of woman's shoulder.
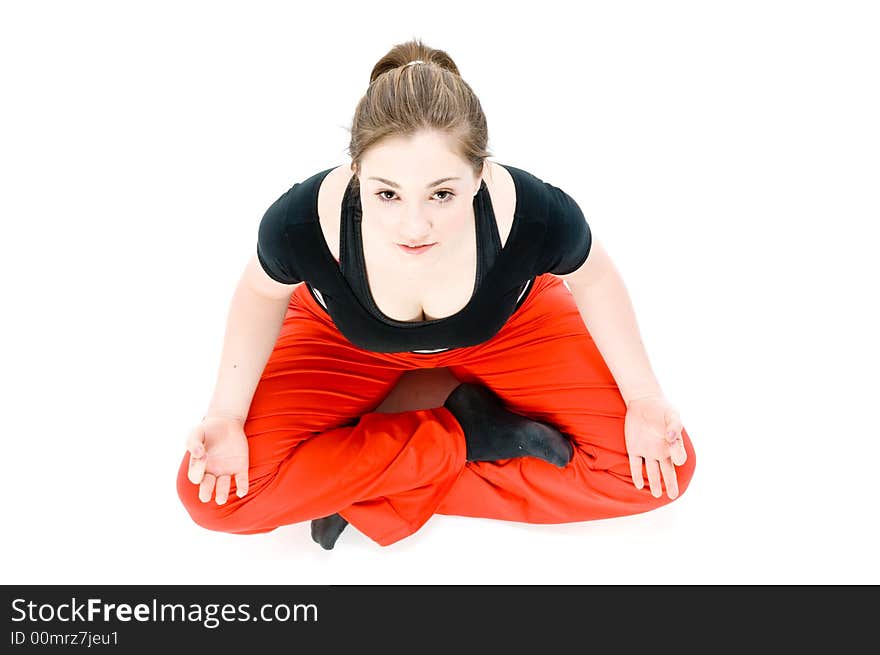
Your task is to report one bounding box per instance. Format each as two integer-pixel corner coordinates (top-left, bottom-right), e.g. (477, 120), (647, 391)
(316, 164), (355, 262)
(484, 161), (517, 250)
(498, 163), (585, 230)
(261, 166), (337, 228)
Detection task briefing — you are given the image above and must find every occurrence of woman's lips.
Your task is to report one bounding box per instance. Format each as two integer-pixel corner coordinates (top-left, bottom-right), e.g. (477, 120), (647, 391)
(397, 243), (436, 255)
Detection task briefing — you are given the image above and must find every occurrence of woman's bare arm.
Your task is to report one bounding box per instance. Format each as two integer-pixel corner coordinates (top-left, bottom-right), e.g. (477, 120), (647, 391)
(562, 239), (663, 406)
(204, 254), (301, 421)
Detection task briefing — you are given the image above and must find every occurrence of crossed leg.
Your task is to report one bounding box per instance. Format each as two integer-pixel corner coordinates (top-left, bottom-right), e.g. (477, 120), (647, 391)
(436, 274), (697, 524)
(175, 285), (468, 546)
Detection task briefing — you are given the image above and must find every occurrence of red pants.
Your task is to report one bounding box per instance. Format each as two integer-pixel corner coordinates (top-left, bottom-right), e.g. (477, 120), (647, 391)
(176, 273), (697, 546)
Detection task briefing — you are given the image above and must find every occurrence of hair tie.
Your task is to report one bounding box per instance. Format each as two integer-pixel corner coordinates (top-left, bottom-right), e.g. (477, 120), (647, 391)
(403, 59), (426, 67)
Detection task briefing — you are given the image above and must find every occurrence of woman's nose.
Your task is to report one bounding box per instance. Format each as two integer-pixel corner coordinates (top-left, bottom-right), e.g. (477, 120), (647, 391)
(400, 216), (431, 239)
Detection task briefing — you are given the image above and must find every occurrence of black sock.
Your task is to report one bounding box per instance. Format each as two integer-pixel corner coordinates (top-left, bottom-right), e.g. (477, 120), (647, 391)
(443, 383), (573, 467)
(310, 513), (349, 550)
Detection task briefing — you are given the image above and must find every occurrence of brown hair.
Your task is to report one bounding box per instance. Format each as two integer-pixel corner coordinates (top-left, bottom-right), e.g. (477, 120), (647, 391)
(346, 37), (493, 191)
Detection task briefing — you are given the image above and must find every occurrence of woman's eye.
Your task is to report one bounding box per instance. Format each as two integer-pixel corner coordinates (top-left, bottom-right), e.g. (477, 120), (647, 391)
(376, 190), (455, 203)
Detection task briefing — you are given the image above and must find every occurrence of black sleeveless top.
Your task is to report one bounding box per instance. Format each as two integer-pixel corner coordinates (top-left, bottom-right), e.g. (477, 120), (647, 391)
(256, 162), (591, 354)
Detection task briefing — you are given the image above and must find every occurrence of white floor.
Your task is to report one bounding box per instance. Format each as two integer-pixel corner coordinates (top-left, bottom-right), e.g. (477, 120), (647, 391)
(2, 2), (879, 586)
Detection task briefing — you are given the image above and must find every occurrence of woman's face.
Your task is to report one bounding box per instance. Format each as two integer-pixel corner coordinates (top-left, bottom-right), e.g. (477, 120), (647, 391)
(356, 129), (483, 264)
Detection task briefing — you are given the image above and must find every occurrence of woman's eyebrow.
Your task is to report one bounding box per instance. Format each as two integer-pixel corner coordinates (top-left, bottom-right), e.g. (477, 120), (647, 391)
(367, 176), (461, 189)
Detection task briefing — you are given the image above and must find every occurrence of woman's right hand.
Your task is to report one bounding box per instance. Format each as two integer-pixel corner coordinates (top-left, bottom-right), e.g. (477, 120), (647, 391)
(185, 416), (250, 504)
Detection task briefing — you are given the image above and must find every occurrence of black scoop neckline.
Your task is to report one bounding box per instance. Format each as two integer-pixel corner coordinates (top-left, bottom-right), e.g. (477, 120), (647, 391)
(340, 176), (494, 328)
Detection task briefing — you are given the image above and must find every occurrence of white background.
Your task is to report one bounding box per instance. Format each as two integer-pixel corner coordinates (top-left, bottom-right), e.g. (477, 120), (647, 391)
(2, 0), (878, 585)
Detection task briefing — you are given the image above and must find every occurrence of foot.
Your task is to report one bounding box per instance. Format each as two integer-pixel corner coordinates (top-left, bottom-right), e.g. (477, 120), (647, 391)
(310, 513), (349, 550)
(443, 383), (573, 467)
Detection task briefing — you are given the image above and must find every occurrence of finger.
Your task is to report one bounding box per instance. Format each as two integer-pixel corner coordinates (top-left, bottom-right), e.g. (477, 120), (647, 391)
(659, 456), (679, 499)
(235, 471), (249, 498)
(628, 455), (644, 490)
(645, 459), (663, 498)
(665, 409), (683, 445)
(671, 437), (688, 466)
(188, 450), (206, 485)
(214, 475), (231, 505)
(199, 473), (216, 503)
(185, 427), (206, 459)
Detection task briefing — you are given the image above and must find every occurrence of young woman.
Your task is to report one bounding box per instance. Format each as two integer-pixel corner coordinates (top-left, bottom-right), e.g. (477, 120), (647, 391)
(176, 38), (697, 549)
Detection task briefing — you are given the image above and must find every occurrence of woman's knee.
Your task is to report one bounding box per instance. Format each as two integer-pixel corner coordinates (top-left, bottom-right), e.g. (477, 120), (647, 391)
(643, 433), (697, 509)
(641, 432), (697, 509)
(174, 451), (262, 534)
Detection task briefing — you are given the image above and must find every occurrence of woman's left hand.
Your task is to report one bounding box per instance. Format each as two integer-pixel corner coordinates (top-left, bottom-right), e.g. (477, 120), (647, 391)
(624, 393), (688, 499)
